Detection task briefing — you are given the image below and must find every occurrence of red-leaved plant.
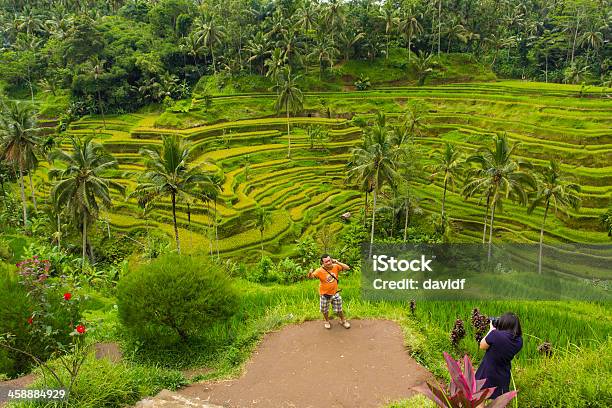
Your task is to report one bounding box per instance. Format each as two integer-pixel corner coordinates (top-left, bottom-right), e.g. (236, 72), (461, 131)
(415, 352), (517, 408)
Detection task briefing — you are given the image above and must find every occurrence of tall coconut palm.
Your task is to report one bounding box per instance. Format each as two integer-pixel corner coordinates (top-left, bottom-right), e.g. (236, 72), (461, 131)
(348, 113), (400, 256)
(379, 6), (398, 60)
(273, 68), (303, 159)
(528, 160), (581, 274)
(265, 48), (287, 90)
(246, 31), (270, 75)
(0, 100), (42, 228)
(463, 134), (535, 260)
(132, 135), (212, 254)
(399, 10), (423, 61)
(48, 137), (125, 268)
(90, 56), (106, 128)
(195, 17), (226, 74)
(429, 143), (463, 219)
(295, 0), (318, 32)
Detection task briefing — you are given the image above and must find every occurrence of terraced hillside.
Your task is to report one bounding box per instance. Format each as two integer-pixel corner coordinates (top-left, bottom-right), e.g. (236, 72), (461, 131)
(33, 81), (611, 261)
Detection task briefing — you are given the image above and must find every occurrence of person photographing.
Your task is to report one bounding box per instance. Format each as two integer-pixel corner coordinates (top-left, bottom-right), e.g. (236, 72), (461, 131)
(476, 312), (523, 399)
(308, 254), (351, 330)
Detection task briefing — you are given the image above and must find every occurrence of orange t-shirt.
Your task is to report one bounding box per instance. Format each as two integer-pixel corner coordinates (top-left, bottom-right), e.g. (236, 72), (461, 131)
(313, 264), (341, 295)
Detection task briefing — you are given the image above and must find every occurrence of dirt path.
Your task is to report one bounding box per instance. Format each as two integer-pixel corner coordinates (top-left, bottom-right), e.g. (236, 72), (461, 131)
(178, 319), (433, 408)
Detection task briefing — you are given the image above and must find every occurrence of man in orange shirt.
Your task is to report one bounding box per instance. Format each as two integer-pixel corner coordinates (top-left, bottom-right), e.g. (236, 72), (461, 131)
(308, 254), (351, 329)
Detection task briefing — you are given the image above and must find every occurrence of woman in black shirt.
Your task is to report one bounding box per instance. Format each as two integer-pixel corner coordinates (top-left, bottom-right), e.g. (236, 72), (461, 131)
(475, 312), (523, 399)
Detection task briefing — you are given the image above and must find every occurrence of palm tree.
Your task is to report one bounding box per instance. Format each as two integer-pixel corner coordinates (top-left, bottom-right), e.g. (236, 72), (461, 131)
(485, 33), (517, 67)
(412, 51), (435, 86)
(429, 143), (463, 219)
(401, 101), (428, 139)
(337, 31), (365, 62)
(528, 160), (581, 274)
(181, 33), (206, 73)
(49, 137), (125, 268)
(399, 11), (423, 61)
(246, 31), (270, 75)
(323, 0), (346, 34)
(0, 100), (42, 228)
(295, 1), (317, 32)
(195, 17), (226, 74)
(265, 48), (287, 90)
(255, 206), (271, 256)
(90, 57), (106, 128)
(463, 134), (535, 260)
(379, 6), (398, 60)
(132, 135), (212, 254)
(308, 35), (337, 79)
(348, 113), (400, 256)
(443, 20), (468, 52)
(274, 69), (303, 159)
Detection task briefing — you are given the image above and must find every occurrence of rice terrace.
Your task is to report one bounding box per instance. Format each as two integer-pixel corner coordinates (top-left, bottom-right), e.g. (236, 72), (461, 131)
(0, 0), (610, 407)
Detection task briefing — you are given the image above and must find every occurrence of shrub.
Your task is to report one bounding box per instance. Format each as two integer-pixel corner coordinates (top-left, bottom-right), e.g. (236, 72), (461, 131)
(275, 258), (305, 284)
(0, 259), (81, 378)
(0, 238), (12, 260)
(246, 256), (276, 283)
(117, 254), (238, 344)
(29, 356), (138, 408)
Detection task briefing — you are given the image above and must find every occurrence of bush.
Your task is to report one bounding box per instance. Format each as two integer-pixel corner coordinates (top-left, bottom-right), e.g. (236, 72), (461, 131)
(246, 256), (275, 283)
(117, 253), (238, 344)
(27, 355), (186, 408)
(516, 339), (612, 407)
(275, 258), (305, 284)
(0, 260), (79, 378)
(0, 238), (12, 260)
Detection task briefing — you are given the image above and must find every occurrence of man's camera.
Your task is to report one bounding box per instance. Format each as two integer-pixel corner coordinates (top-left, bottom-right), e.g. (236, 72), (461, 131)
(489, 316), (500, 328)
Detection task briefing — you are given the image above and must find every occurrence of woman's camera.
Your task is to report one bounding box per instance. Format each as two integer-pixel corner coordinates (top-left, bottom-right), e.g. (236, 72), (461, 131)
(488, 316), (500, 328)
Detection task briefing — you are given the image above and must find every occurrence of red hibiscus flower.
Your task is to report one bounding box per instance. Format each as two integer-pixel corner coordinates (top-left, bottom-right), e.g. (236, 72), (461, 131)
(63, 292), (72, 301)
(27, 317), (33, 325)
(76, 325), (86, 334)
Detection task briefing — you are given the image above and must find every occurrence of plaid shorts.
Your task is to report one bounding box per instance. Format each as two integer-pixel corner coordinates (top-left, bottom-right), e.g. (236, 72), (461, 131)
(320, 293), (343, 314)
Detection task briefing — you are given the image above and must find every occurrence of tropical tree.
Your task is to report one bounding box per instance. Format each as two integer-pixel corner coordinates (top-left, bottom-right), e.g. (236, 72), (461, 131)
(265, 47), (287, 90)
(429, 143), (463, 219)
(0, 100), (42, 228)
(181, 32), (206, 73)
(89, 56), (106, 128)
(48, 137), (125, 268)
(132, 135), (212, 254)
(463, 134), (535, 260)
(295, 0), (317, 32)
(255, 206), (271, 256)
(528, 160), (581, 274)
(273, 68), (303, 158)
(412, 51), (435, 86)
(348, 112), (401, 256)
(308, 35), (337, 79)
(485, 33), (517, 67)
(399, 10), (423, 61)
(401, 101), (428, 139)
(195, 17), (226, 74)
(379, 5), (398, 60)
(246, 31), (270, 75)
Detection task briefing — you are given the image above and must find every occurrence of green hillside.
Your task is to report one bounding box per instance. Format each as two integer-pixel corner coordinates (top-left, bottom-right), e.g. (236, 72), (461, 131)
(28, 80), (610, 262)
